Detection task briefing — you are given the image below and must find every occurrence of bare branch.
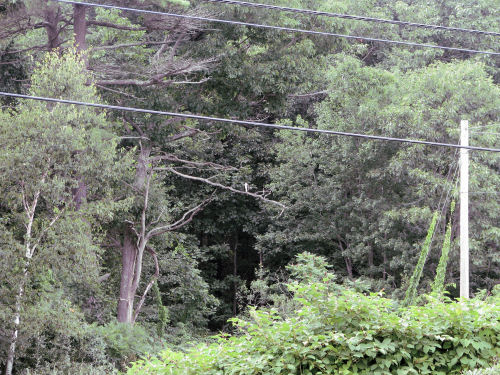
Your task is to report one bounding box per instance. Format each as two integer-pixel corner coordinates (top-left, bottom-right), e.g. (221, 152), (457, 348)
(132, 247), (159, 323)
(164, 167), (287, 210)
(146, 193), (215, 239)
(31, 208), (66, 254)
(95, 84), (145, 100)
(92, 41), (171, 51)
(165, 128), (200, 142)
(153, 154), (236, 171)
(1, 44), (48, 55)
(170, 77), (210, 85)
(87, 20), (147, 31)
(288, 90), (328, 98)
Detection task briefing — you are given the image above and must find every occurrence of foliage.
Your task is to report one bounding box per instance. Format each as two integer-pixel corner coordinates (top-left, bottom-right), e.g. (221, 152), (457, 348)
(152, 281), (170, 337)
(403, 211), (439, 306)
(128, 253), (500, 375)
(0, 49), (127, 373)
(22, 363), (118, 375)
(462, 365), (500, 375)
(0, 0), (499, 373)
(432, 201), (456, 297)
(92, 321), (156, 367)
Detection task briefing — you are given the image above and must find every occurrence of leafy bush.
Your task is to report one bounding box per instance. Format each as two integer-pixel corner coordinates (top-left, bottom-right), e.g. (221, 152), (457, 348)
(92, 321), (156, 368)
(462, 364), (500, 375)
(128, 254), (499, 375)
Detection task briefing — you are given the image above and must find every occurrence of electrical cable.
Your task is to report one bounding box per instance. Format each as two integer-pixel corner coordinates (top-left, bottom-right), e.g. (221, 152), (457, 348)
(470, 132), (500, 136)
(429, 157), (459, 253)
(2, 91), (500, 152)
(203, 0), (500, 37)
(469, 124), (500, 129)
(53, 0), (500, 56)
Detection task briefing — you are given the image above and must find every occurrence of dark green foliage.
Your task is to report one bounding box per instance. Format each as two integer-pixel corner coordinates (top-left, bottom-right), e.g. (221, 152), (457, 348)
(92, 321), (155, 367)
(152, 282), (169, 337)
(0, 0), (499, 373)
(128, 254), (500, 375)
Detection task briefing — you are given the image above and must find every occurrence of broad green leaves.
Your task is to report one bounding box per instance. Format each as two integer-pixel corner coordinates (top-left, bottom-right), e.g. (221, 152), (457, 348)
(128, 253), (500, 375)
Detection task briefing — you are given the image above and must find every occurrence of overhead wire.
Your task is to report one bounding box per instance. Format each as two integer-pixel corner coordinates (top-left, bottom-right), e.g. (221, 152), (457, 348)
(53, 0), (500, 56)
(1, 91), (500, 153)
(429, 156), (459, 253)
(203, 0), (500, 37)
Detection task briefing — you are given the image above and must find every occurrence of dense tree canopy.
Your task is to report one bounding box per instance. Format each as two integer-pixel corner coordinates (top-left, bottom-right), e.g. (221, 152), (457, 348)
(0, 0), (498, 373)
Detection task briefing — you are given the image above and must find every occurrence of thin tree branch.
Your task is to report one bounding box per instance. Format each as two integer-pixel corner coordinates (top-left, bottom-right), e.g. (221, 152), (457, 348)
(132, 246), (159, 323)
(92, 40), (170, 51)
(87, 20), (147, 31)
(163, 167), (287, 210)
(288, 90), (328, 98)
(95, 84), (146, 100)
(31, 208), (66, 254)
(146, 193), (215, 239)
(153, 154), (236, 171)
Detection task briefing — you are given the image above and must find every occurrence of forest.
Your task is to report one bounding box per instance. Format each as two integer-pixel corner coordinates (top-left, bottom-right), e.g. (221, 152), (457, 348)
(0, 0), (498, 374)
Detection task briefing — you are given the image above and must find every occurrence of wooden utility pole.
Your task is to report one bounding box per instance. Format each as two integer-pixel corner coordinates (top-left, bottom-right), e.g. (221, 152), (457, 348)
(460, 120), (469, 298)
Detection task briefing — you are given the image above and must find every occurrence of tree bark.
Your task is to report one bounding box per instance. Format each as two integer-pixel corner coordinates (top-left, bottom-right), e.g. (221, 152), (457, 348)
(73, 4), (87, 52)
(5, 185), (40, 375)
(368, 246), (374, 268)
(117, 229), (137, 323)
(45, 6), (62, 50)
(5, 262), (29, 375)
(117, 143), (151, 323)
(232, 234), (238, 316)
(344, 256), (353, 279)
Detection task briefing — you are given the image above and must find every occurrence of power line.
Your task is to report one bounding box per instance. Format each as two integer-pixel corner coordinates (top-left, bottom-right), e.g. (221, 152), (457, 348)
(53, 0), (500, 56)
(469, 124), (500, 130)
(469, 191), (500, 194)
(204, 0), (500, 37)
(470, 132), (500, 136)
(2, 91), (500, 153)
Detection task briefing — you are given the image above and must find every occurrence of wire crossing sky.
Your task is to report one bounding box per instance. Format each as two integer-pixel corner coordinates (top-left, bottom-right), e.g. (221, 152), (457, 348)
(204, 0), (500, 37)
(53, 0), (500, 56)
(1, 92), (499, 153)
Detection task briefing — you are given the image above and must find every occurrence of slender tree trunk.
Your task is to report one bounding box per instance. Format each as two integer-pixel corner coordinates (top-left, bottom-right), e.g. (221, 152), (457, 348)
(382, 251), (388, 280)
(344, 257), (353, 279)
(232, 234), (238, 316)
(368, 247), (374, 268)
(5, 262), (29, 375)
(5, 188), (38, 375)
(117, 229), (137, 323)
(73, 4), (87, 52)
(117, 143), (151, 323)
(45, 6), (62, 50)
(338, 238), (353, 279)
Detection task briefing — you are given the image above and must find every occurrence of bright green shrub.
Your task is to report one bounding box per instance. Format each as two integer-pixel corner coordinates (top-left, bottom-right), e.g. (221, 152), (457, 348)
(128, 255), (499, 375)
(403, 211), (439, 307)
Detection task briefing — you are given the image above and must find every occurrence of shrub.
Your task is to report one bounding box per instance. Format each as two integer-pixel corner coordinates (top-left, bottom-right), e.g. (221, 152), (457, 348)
(128, 254), (499, 375)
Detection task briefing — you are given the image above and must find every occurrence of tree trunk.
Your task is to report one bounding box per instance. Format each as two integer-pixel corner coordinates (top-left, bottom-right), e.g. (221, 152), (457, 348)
(232, 234), (238, 316)
(45, 6), (62, 50)
(72, 177), (87, 210)
(338, 238), (353, 279)
(4, 261), (29, 375)
(117, 229), (137, 323)
(117, 143), (151, 323)
(344, 256), (353, 279)
(368, 247), (374, 268)
(73, 4), (87, 52)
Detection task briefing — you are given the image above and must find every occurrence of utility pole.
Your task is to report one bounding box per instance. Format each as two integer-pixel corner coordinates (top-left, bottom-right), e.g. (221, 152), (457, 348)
(460, 120), (469, 298)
